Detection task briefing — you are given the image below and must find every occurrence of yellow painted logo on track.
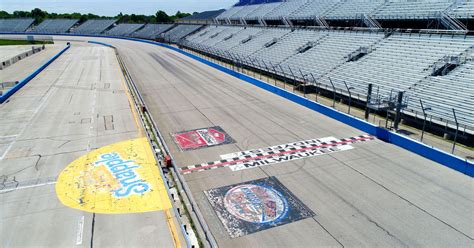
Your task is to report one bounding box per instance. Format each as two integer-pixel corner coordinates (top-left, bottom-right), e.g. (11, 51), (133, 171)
(56, 138), (172, 214)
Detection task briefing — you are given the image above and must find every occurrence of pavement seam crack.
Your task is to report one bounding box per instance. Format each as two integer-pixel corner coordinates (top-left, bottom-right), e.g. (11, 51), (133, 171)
(331, 156), (474, 241)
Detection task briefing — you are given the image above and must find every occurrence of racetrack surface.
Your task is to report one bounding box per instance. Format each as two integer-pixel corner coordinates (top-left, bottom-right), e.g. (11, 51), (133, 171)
(1, 35), (473, 247)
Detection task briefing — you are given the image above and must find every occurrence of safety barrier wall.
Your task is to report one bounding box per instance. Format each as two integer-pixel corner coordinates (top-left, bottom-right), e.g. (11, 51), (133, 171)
(2, 32), (472, 177)
(0, 44), (70, 104)
(87, 40), (115, 48)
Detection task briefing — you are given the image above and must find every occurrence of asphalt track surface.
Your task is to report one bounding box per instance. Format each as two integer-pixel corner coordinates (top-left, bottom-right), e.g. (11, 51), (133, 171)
(0, 41), (176, 247)
(100, 37), (473, 247)
(1, 35), (473, 247)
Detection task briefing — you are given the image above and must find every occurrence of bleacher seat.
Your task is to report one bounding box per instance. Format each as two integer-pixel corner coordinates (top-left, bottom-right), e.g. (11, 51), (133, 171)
(373, 0), (453, 20)
(132, 24), (174, 39)
(229, 5), (262, 21)
(449, 0), (474, 19)
(30, 19), (78, 33)
(71, 19), (117, 34)
(264, 1), (307, 20)
(0, 19), (34, 32)
(245, 2), (283, 20)
(324, 0), (385, 19)
(105, 23), (144, 36)
(161, 24), (203, 42)
(288, 0), (340, 20)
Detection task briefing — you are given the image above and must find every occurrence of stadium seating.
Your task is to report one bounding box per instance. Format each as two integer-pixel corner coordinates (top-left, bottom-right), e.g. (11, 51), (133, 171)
(245, 2), (283, 20)
(71, 19), (117, 34)
(279, 31), (383, 78)
(229, 5), (262, 21)
(213, 27), (267, 51)
(449, 0), (474, 19)
(180, 9), (226, 22)
(263, 1), (307, 20)
(182, 26), (473, 129)
(0, 19), (35, 32)
(132, 24), (174, 39)
(373, 0), (453, 20)
(161, 24), (203, 42)
(324, 0), (385, 20)
(249, 29), (327, 65)
(105, 23), (144, 36)
(30, 19), (78, 33)
(216, 6), (246, 21)
(288, 0), (340, 20)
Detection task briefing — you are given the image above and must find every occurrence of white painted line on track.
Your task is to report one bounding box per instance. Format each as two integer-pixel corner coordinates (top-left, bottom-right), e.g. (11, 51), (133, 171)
(76, 215), (85, 245)
(0, 181), (56, 193)
(0, 135), (18, 139)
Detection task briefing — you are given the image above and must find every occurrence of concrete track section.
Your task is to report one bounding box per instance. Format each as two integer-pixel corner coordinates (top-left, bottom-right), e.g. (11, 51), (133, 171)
(100, 38), (473, 247)
(0, 44), (64, 83)
(0, 42), (177, 247)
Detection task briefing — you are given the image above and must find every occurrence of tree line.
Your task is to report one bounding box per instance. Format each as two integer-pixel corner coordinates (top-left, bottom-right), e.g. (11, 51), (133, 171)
(0, 8), (193, 24)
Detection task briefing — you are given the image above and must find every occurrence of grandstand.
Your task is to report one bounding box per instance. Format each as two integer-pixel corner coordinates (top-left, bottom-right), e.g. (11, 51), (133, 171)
(182, 26), (474, 133)
(215, 0), (474, 29)
(160, 24), (203, 42)
(132, 24), (174, 39)
(30, 19), (78, 33)
(373, 0), (454, 20)
(324, 0), (384, 20)
(105, 23), (144, 36)
(245, 2), (282, 22)
(227, 5), (262, 23)
(263, 0), (307, 21)
(0, 19), (34, 32)
(450, 0), (474, 18)
(1, 2), (474, 247)
(179, 9), (226, 24)
(71, 19), (117, 34)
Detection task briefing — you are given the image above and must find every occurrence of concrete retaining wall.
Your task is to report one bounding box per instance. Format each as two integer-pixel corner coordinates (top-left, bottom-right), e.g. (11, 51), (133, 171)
(0, 46), (44, 70)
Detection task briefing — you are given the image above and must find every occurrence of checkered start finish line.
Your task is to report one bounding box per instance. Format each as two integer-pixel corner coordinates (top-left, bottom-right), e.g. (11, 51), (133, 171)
(179, 135), (375, 175)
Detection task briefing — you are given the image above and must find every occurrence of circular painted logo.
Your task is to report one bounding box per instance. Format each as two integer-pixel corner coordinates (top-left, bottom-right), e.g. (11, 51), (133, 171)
(223, 184), (288, 224)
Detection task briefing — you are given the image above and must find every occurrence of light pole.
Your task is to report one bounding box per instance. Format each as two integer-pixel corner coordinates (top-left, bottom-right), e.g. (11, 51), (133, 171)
(419, 99), (431, 142)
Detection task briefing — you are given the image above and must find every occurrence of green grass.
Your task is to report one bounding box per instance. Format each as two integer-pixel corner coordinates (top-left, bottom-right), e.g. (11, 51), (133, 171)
(0, 39), (54, 46)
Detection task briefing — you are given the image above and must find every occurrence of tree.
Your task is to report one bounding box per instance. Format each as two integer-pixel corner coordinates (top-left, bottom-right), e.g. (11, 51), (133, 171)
(31, 8), (47, 23)
(155, 10), (170, 23)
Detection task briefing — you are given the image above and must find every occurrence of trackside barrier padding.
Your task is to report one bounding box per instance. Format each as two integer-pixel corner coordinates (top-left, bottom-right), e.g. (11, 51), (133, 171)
(2, 33), (471, 177)
(88, 40), (115, 48)
(0, 44), (70, 104)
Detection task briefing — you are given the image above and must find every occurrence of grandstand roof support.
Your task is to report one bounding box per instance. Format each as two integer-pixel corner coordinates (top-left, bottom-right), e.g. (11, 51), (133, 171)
(439, 12), (468, 32)
(315, 16), (329, 29)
